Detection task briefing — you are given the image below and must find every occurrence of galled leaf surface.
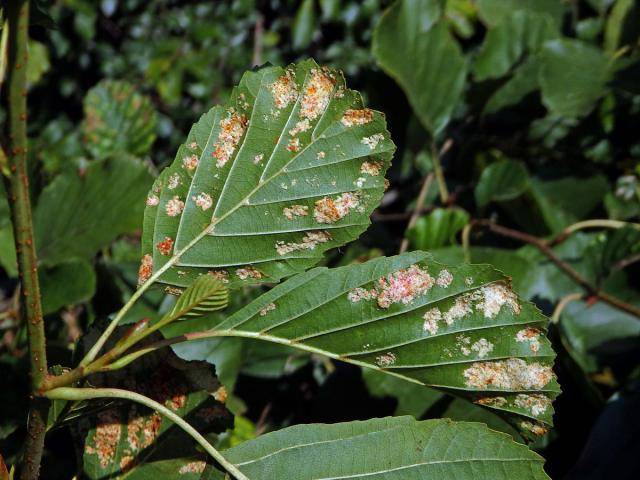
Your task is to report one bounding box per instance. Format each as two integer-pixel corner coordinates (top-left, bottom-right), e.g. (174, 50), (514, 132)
(212, 252), (559, 438)
(373, 0), (466, 135)
(219, 416), (550, 479)
(83, 79), (158, 159)
(78, 332), (231, 480)
(141, 59), (394, 291)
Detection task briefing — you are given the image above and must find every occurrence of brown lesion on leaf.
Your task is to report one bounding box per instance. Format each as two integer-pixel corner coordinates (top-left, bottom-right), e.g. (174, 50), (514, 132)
(275, 231), (331, 255)
(85, 409), (122, 469)
(282, 204), (309, 220)
(463, 358), (554, 390)
(179, 461), (207, 475)
(341, 108), (373, 127)
(236, 266), (263, 280)
(137, 254), (153, 285)
(80, 337), (233, 474)
(268, 69), (298, 109)
(360, 161), (383, 176)
(156, 237), (174, 256)
(520, 420), (549, 436)
(515, 328), (542, 353)
(212, 109), (248, 168)
(313, 192), (360, 224)
(474, 396), (508, 408)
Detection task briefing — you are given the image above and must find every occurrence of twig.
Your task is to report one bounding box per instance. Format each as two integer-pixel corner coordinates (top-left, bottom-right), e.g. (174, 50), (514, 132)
(252, 13), (264, 66)
(613, 253), (640, 272)
(431, 140), (451, 204)
(548, 219), (639, 246)
(551, 293), (583, 324)
(44, 388), (248, 480)
(399, 173), (434, 253)
(3, 2), (49, 478)
(474, 220), (640, 319)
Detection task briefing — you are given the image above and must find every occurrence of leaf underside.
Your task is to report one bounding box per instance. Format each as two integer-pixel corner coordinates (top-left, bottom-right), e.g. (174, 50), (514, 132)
(141, 59), (394, 292)
(213, 252), (560, 438)
(217, 416), (550, 479)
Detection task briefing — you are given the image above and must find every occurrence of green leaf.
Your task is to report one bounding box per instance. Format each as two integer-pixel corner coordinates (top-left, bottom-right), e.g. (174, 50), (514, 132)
(40, 259), (96, 314)
(473, 11), (557, 81)
(292, 0), (317, 50)
(529, 175), (609, 233)
(141, 60), (394, 291)
(407, 207), (470, 250)
(539, 39), (612, 118)
(484, 57), (541, 114)
(167, 275), (229, 321)
(211, 252), (559, 437)
(35, 155), (153, 265)
(83, 80), (158, 159)
(604, 0), (640, 54)
(373, 1), (466, 135)
(475, 159), (530, 207)
(27, 40), (50, 87)
(476, 0), (565, 27)
(220, 416), (550, 479)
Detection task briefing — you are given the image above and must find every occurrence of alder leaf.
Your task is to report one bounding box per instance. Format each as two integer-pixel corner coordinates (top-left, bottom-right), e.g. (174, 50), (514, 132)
(207, 252), (559, 438)
(216, 416), (550, 479)
(140, 59), (394, 292)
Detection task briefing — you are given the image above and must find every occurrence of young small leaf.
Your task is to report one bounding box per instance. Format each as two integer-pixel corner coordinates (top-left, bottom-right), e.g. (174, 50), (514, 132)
(141, 59), (394, 292)
(168, 275), (229, 320)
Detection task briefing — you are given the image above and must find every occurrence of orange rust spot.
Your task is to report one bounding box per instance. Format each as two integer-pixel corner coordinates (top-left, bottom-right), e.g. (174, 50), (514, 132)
(156, 237), (174, 256)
